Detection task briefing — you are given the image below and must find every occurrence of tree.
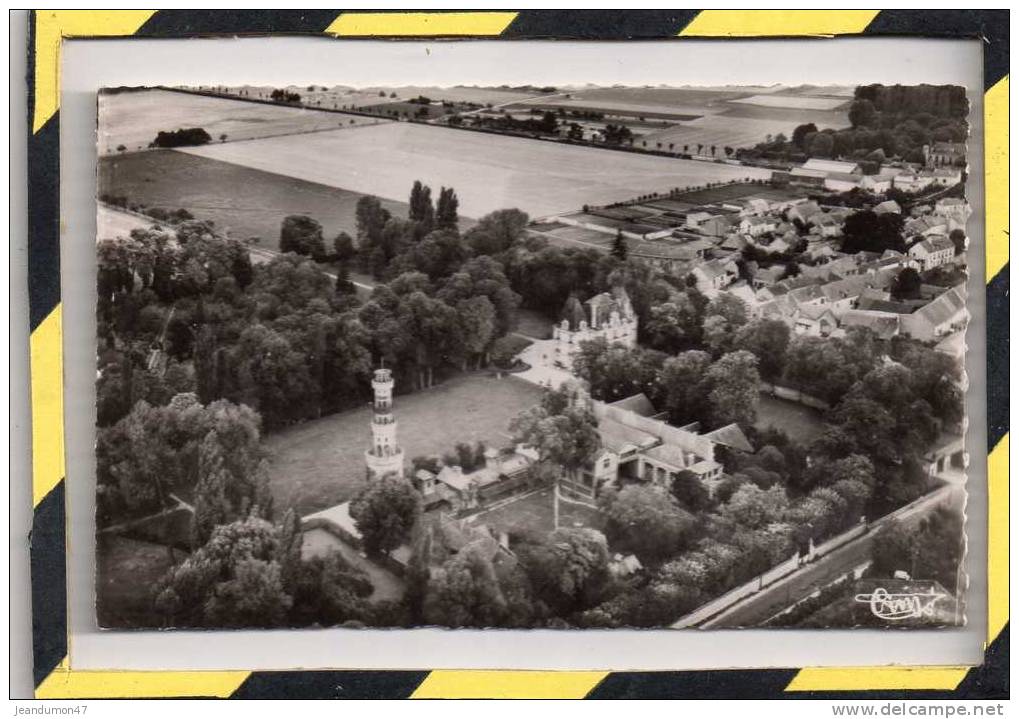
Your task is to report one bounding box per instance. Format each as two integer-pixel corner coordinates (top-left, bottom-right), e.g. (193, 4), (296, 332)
(155, 516), (290, 628)
(408, 180), (435, 236)
(841, 210), (905, 254)
(644, 292), (703, 354)
(849, 98), (878, 128)
(423, 543), (508, 627)
(510, 384), (601, 519)
(435, 187), (460, 230)
(279, 215), (326, 260)
(670, 469), (712, 512)
(733, 318), (790, 381)
(792, 122), (818, 149)
(516, 528), (610, 615)
(600, 485), (695, 564)
(611, 230), (628, 260)
(349, 474), (421, 556)
(456, 295), (497, 368)
(333, 231), (356, 263)
(891, 267), (922, 300)
(465, 209), (530, 256)
(355, 195), (392, 268)
(718, 483), (789, 529)
(949, 228), (967, 255)
(705, 350), (760, 428)
(808, 132), (835, 158)
(659, 350), (712, 426)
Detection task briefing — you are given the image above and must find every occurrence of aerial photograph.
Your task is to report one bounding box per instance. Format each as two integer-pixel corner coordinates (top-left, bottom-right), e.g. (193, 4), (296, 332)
(94, 81), (970, 631)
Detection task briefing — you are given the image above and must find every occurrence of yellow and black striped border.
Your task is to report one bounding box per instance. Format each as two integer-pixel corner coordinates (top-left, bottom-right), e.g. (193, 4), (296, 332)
(25, 10), (1008, 699)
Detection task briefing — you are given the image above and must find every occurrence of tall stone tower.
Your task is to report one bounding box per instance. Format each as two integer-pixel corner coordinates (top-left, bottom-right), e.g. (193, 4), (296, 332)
(365, 367), (405, 479)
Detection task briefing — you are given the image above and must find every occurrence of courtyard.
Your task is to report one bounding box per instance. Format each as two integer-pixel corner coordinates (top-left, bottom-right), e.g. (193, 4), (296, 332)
(469, 487), (606, 537)
(263, 371), (545, 516)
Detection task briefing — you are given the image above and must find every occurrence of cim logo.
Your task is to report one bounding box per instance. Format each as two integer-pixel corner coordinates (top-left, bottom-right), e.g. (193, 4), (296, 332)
(853, 583), (948, 622)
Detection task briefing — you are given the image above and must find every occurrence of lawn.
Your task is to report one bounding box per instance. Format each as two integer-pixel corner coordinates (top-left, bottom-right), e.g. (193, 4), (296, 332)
(263, 372), (545, 516)
(99, 88), (385, 155)
(179, 121), (771, 220)
(96, 534), (178, 628)
(754, 395), (824, 443)
(99, 150), (411, 245)
(470, 488), (606, 537)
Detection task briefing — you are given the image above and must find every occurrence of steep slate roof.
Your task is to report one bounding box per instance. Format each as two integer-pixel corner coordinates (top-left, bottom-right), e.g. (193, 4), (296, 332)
(913, 285), (967, 327)
(609, 393), (657, 418)
(704, 423), (754, 453)
(913, 235), (955, 254)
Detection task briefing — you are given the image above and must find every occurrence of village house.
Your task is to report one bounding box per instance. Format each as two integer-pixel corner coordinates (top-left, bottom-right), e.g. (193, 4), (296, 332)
(908, 235), (956, 272)
(808, 211), (844, 238)
(691, 257), (740, 296)
(900, 285), (968, 342)
(787, 200), (822, 225)
(738, 197), (772, 217)
(904, 214), (950, 238)
(928, 141), (966, 167)
(933, 197), (971, 225)
(791, 303), (839, 337)
(751, 264), (786, 289)
(740, 215), (779, 237)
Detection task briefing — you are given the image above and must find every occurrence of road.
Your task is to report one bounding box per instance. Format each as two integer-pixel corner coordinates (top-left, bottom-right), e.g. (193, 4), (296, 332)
(702, 483), (963, 628)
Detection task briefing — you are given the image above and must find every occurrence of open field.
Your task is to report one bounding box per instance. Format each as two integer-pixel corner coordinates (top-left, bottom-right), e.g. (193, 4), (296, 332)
(730, 94), (850, 111)
(96, 204), (153, 241)
(640, 114), (823, 153)
(180, 122), (772, 219)
(470, 488), (606, 536)
(754, 395), (824, 443)
(263, 373), (545, 516)
(96, 535), (176, 628)
(99, 150), (410, 245)
(366, 85), (540, 106)
(511, 98), (706, 121)
(99, 88), (386, 155)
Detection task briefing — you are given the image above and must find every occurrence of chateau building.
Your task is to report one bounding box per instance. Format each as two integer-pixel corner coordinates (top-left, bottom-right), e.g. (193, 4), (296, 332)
(552, 286), (638, 371)
(364, 367), (405, 479)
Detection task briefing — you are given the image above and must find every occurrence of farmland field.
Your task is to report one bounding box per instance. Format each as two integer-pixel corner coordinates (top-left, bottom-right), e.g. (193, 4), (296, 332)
(640, 114), (830, 153)
(96, 204), (152, 241)
(98, 88), (387, 155)
(180, 122), (772, 219)
(99, 150), (410, 245)
(729, 94), (850, 111)
(262, 373), (544, 516)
